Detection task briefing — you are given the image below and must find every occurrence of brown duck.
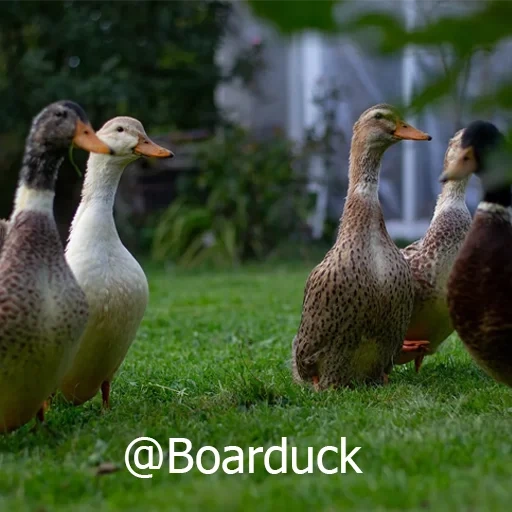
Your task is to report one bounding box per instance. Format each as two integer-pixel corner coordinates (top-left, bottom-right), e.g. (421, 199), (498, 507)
(440, 120), (512, 387)
(293, 104), (431, 389)
(396, 129), (472, 371)
(0, 101), (112, 433)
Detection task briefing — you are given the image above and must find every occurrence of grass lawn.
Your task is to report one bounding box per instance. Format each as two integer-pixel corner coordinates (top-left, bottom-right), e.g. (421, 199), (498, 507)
(0, 262), (511, 511)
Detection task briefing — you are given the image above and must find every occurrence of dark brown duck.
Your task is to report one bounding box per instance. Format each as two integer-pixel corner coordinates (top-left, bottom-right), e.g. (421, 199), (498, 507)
(441, 120), (512, 387)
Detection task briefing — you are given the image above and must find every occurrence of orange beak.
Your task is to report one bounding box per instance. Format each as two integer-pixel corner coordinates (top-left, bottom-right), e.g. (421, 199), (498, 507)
(73, 119), (113, 154)
(393, 122), (432, 141)
(134, 135), (174, 158)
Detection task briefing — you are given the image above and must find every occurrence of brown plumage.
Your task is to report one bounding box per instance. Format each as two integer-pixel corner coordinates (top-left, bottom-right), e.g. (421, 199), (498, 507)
(442, 120), (512, 387)
(0, 100), (112, 433)
(397, 129), (472, 371)
(292, 104), (431, 389)
(0, 212), (89, 432)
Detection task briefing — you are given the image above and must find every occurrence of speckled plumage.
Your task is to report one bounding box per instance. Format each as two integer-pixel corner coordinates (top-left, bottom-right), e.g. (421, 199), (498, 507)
(0, 100), (109, 432)
(445, 121), (512, 387)
(292, 104), (431, 389)
(0, 212), (88, 432)
(398, 130), (472, 367)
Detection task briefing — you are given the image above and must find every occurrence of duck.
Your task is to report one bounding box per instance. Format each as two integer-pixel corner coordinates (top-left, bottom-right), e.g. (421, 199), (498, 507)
(395, 129), (472, 371)
(60, 117), (173, 408)
(440, 120), (512, 387)
(292, 104), (431, 390)
(0, 100), (112, 433)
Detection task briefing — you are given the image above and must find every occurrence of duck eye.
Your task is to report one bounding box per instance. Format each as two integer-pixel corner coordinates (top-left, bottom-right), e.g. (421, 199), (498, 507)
(117, 126), (124, 133)
(55, 111), (63, 118)
(374, 113), (384, 120)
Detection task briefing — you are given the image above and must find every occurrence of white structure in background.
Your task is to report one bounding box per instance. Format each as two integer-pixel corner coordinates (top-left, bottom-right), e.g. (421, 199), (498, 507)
(216, 0), (507, 242)
(286, 0), (430, 240)
(397, 0), (428, 240)
(288, 33), (328, 239)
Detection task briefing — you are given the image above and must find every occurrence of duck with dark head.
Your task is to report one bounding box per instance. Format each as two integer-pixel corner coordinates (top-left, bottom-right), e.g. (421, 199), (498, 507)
(0, 100), (112, 433)
(440, 120), (512, 387)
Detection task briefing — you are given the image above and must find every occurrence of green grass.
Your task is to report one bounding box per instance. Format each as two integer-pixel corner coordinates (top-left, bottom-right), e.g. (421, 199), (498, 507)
(1, 262), (511, 511)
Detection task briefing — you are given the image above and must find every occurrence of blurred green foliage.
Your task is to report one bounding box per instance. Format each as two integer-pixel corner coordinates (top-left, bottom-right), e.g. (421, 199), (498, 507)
(152, 128), (311, 267)
(343, 0), (512, 114)
(247, 0), (340, 34)
(247, 0), (512, 115)
(0, 0), (231, 219)
(0, 0), (230, 133)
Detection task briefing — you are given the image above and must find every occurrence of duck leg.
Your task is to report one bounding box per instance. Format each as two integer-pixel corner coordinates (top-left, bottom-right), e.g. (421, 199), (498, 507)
(30, 401), (49, 433)
(101, 381), (111, 409)
(36, 403), (46, 423)
(312, 375), (320, 391)
(396, 340), (430, 372)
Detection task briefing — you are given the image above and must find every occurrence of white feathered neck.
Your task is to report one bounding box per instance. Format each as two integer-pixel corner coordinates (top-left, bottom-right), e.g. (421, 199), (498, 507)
(69, 154), (128, 244)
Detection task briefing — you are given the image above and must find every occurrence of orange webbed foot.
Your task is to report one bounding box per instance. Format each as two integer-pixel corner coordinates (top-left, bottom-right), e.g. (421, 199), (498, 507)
(396, 340), (430, 371)
(312, 376), (320, 392)
(402, 340), (430, 353)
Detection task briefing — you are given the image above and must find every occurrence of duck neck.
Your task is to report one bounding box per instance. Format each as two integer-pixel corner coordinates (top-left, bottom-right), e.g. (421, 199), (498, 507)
(336, 135), (389, 244)
(13, 141), (64, 217)
(347, 136), (385, 199)
(80, 154), (126, 210)
(433, 177), (468, 218)
(70, 154), (129, 238)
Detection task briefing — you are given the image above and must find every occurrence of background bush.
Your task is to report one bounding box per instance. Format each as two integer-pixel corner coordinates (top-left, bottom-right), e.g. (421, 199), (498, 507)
(152, 127), (312, 267)
(0, 0), (231, 223)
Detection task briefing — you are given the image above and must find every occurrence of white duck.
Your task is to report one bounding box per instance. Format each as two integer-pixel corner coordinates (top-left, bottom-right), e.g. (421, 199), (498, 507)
(61, 117), (173, 407)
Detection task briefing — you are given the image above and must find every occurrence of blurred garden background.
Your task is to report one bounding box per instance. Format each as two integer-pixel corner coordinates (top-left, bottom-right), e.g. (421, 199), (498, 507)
(1, 0), (511, 266)
(1, 2), (512, 511)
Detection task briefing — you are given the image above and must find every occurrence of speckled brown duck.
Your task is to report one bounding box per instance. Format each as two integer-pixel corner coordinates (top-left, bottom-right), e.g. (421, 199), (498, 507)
(292, 104), (431, 390)
(396, 129), (472, 372)
(0, 101), (112, 433)
(440, 120), (512, 387)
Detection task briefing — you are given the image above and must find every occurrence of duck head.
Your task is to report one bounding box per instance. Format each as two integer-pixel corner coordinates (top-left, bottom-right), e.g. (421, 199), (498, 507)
(439, 129), (470, 191)
(353, 104), (432, 150)
(95, 117), (174, 165)
(29, 100), (112, 155)
(440, 120), (511, 207)
(443, 129), (464, 169)
(19, 101), (112, 192)
(440, 121), (505, 183)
